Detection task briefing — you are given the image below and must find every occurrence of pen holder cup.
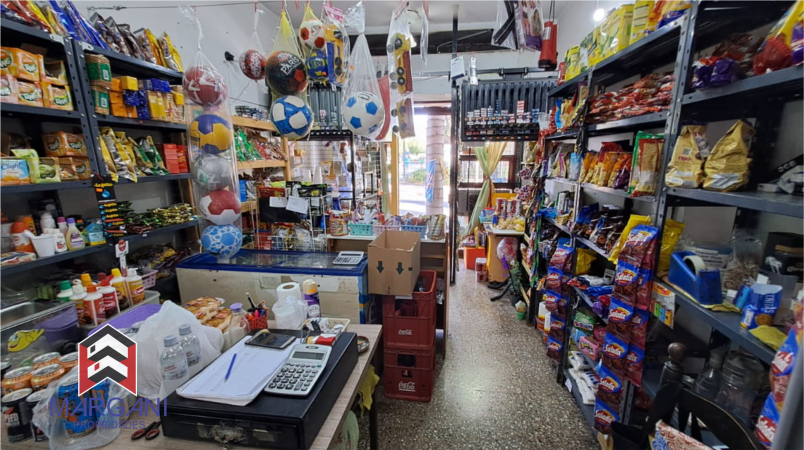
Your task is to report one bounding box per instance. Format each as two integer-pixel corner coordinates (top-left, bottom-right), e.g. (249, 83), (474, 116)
(248, 315), (268, 331)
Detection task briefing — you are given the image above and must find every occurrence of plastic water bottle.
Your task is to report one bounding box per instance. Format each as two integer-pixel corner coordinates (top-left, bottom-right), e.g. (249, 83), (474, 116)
(160, 335), (189, 394)
(178, 324), (201, 375)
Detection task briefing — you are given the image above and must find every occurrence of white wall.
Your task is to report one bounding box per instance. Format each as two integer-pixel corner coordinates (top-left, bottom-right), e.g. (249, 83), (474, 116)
(555, 0), (632, 58)
(81, 1), (281, 110)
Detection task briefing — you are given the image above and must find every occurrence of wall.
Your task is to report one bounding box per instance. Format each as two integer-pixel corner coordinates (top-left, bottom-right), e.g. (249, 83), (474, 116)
(555, 0), (631, 58)
(80, 1), (281, 111)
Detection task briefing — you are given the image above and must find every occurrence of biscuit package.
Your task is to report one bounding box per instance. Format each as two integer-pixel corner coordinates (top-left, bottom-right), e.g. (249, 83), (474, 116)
(703, 120), (755, 192)
(665, 125), (709, 189)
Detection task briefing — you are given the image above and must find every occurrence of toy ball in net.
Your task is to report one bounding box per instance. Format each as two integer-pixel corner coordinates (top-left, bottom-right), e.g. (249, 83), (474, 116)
(239, 49), (267, 80)
(306, 49), (329, 81)
(266, 51), (308, 95)
(192, 154), (233, 190)
(199, 189), (241, 225)
(299, 18), (325, 49)
(201, 224), (242, 262)
(183, 65), (228, 106)
(190, 114), (233, 154)
(497, 237), (518, 264)
(270, 95), (313, 140)
(343, 91), (386, 137)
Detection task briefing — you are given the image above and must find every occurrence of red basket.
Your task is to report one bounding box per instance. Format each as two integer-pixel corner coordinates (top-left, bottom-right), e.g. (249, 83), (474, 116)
(141, 270), (158, 290)
(385, 346), (435, 371)
(382, 270), (437, 349)
(383, 363), (435, 402)
(247, 315), (268, 331)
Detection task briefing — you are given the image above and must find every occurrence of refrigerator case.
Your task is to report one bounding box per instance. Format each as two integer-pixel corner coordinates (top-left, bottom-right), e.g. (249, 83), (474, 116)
(176, 250), (372, 323)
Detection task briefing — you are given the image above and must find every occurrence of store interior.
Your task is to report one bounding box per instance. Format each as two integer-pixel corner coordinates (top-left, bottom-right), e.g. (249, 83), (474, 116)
(0, 1), (802, 449)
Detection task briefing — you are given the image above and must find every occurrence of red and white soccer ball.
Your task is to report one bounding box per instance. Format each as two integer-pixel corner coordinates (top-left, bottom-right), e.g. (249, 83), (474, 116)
(199, 189), (241, 225)
(299, 19), (325, 49)
(239, 49), (267, 80)
(183, 65), (229, 107)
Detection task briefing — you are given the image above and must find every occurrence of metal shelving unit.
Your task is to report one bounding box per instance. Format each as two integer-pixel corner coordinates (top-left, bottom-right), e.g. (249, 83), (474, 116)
(0, 180), (93, 193)
(119, 220), (199, 244)
(545, 129), (580, 141)
(0, 245), (107, 276)
(587, 111), (669, 135)
(667, 187), (804, 218)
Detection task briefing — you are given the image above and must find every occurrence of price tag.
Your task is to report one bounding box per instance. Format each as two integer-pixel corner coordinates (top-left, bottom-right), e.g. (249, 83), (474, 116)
(565, 378), (572, 393)
(269, 197), (288, 208)
(115, 240), (129, 272)
(450, 56), (465, 80)
(286, 197), (308, 214)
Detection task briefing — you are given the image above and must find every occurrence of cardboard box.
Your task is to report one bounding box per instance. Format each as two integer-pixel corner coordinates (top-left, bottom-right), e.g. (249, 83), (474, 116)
(10, 48), (39, 82)
(368, 230), (421, 295)
(17, 80), (43, 107)
(1, 75), (17, 104)
(43, 131), (87, 157)
(1, 47), (17, 77)
(110, 91), (123, 104)
(38, 56), (68, 85)
(41, 82), (73, 110)
(114, 75), (137, 91)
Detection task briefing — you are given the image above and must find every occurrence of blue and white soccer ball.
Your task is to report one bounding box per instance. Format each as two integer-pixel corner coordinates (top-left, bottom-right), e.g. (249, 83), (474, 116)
(201, 224), (242, 262)
(343, 91), (385, 137)
(270, 95), (313, 140)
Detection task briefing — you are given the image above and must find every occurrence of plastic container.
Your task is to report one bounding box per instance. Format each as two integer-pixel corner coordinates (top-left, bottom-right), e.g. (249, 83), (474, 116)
(715, 351), (763, 424)
(464, 247), (486, 270)
(372, 224), (400, 235)
(39, 303), (80, 348)
(64, 218), (85, 251)
(384, 346), (435, 371)
(98, 278), (119, 318)
(178, 324), (201, 375)
(125, 268), (145, 305)
(161, 335), (189, 395)
(11, 221), (33, 253)
(39, 212), (55, 232)
(347, 223), (373, 236)
(27, 232), (55, 257)
(141, 270), (158, 290)
(56, 217), (67, 236)
(50, 229), (67, 253)
(228, 303), (249, 343)
(84, 219), (105, 246)
(382, 271), (437, 350)
(694, 348), (724, 402)
(83, 285), (105, 326)
(400, 224), (426, 238)
(55, 281), (73, 302)
(383, 361), (435, 402)
(80, 273), (93, 288)
(110, 269), (130, 310)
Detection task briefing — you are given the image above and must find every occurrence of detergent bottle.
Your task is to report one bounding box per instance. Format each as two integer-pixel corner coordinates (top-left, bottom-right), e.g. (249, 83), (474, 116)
(110, 269), (130, 310)
(65, 218), (85, 251)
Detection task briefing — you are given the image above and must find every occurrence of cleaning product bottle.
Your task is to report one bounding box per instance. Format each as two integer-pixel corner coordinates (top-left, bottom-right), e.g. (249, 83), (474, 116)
(110, 269), (131, 310)
(39, 212), (55, 232)
(125, 268), (145, 305)
(70, 280), (87, 325)
(57, 216), (68, 236)
(50, 229), (67, 253)
(56, 281), (73, 302)
(85, 219), (105, 246)
(65, 218), (85, 251)
(83, 285), (105, 326)
(98, 278), (119, 318)
(11, 221), (34, 253)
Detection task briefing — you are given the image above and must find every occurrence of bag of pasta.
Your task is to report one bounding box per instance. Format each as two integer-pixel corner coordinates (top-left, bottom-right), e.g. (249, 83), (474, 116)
(703, 120), (755, 192)
(665, 125), (709, 188)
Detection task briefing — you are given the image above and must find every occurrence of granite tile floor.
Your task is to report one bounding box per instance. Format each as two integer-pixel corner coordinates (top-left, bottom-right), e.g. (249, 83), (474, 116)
(357, 268), (598, 450)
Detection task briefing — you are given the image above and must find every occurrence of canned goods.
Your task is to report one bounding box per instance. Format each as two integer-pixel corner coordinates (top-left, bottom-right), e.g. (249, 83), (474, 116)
(89, 379), (110, 414)
(2, 388), (33, 442)
(26, 390), (50, 442)
(32, 352), (60, 369)
(2, 366), (33, 395)
(56, 374), (95, 438)
(31, 364), (65, 392)
(1, 361), (9, 379)
(59, 352), (78, 370)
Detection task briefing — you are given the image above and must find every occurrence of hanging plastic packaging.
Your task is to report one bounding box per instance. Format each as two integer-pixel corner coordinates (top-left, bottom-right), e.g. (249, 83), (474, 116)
(182, 7), (242, 263)
(301, 4), (329, 83)
(237, 6), (268, 81)
(386, 2), (415, 139)
(321, 3), (350, 87)
(420, 6), (430, 64)
(344, 0), (365, 35)
(754, 0), (804, 74)
(492, 0), (518, 50)
(342, 34), (385, 139)
(516, 0), (544, 51)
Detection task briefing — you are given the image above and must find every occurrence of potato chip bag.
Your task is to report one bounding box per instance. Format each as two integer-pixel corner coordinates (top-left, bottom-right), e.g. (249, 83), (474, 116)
(704, 120), (755, 192)
(666, 125), (709, 188)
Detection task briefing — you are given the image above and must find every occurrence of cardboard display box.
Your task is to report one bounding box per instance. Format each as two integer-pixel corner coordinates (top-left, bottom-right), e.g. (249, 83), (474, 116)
(368, 230), (421, 295)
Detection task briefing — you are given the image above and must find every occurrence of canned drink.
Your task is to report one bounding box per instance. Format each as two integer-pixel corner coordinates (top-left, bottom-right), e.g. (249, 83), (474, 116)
(56, 374), (95, 438)
(32, 352), (60, 369)
(89, 379), (110, 419)
(26, 389), (50, 442)
(30, 364), (65, 391)
(1, 361), (10, 379)
(59, 352), (78, 370)
(2, 366), (33, 395)
(2, 388), (33, 442)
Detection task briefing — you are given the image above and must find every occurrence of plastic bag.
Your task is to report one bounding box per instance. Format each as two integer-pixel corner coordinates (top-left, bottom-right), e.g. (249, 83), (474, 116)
(754, 0), (803, 74)
(101, 15), (131, 56)
(492, 0), (517, 50)
(723, 229), (763, 290)
(517, 0), (544, 51)
(703, 120), (755, 192)
(321, 3), (350, 87)
(344, 0), (365, 35)
(237, 6), (267, 81)
(387, 4), (415, 97)
(420, 6), (430, 64)
(300, 4), (326, 51)
(31, 366), (133, 450)
(343, 34), (385, 139)
(665, 125), (709, 188)
(658, 219), (685, 276)
(182, 6), (243, 263)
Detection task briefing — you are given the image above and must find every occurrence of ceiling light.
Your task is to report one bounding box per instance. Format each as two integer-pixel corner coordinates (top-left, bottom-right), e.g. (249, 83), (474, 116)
(593, 8), (605, 22)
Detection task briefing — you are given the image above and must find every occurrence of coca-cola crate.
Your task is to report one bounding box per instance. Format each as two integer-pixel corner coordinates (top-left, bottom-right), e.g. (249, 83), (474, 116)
(384, 346), (435, 371)
(383, 364), (435, 402)
(382, 270), (437, 349)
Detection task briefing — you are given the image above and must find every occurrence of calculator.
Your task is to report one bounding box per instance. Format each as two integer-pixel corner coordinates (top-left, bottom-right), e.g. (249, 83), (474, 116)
(264, 344), (332, 396)
(332, 251), (364, 265)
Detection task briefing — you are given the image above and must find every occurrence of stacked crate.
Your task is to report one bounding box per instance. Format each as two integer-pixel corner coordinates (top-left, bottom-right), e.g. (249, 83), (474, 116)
(383, 270), (437, 402)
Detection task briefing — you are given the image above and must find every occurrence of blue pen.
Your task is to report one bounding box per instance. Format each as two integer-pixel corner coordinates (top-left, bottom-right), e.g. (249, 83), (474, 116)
(224, 354), (237, 382)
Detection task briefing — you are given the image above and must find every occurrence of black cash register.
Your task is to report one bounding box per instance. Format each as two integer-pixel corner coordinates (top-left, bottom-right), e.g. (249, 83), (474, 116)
(162, 330), (358, 449)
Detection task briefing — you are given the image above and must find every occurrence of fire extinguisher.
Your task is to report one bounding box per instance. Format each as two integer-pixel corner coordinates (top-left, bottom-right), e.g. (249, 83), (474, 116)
(540, 0), (558, 70)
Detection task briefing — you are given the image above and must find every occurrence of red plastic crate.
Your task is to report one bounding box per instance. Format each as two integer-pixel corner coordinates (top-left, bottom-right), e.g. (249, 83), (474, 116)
(382, 271), (437, 349)
(385, 346), (435, 371)
(383, 364), (434, 402)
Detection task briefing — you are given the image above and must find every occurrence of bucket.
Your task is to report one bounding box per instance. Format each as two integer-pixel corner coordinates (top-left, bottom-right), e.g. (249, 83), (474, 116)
(28, 233), (55, 258)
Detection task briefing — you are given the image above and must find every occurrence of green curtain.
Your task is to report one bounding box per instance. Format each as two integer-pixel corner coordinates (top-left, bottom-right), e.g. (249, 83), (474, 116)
(460, 141), (508, 241)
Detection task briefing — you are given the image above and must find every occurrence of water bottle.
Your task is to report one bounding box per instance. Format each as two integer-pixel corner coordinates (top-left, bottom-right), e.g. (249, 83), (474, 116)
(160, 335), (189, 395)
(179, 324), (201, 375)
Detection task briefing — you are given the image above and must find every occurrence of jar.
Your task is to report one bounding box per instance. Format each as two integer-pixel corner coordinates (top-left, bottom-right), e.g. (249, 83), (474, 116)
(715, 351), (764, 424)
(2, 366), (33, 395)
(30, 364), (65, 392)
(32, 352), (60, 369)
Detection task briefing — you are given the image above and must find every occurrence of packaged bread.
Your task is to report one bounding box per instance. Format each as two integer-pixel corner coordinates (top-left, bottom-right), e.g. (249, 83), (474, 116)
(1, 75), (18, 104)
(17, 81), (43, 107)
(182, 297), (223, 323)
(665, 125), (709, 188)
(43, 132), (87, 157)
(41, 82), (73, 110)
(703, 120), (755, 192)
(1, 47), (17, 76)
(10, 49), (39, 82)
(206, 308), (232, 332)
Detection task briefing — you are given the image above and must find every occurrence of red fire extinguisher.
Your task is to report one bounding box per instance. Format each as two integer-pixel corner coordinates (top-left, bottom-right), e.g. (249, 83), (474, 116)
(540, 1), (558, 70)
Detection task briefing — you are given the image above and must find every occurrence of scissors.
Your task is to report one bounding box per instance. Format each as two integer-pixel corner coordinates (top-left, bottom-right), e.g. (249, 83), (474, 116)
(131, 421), (161, 441)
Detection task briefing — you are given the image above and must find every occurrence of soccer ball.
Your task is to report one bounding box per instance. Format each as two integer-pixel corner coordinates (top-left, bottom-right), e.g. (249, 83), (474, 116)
(199, 189), (241, 225)
(343, 91), (385, 137)
(189, 114), (232, 154)
(183, 65), (228, 106)
(306, 49), (328, 81)
(270, 96), (313, 140)
(192, 154), (233, 190)
(299, 18), (325, 49)
(201, 224), (242, 262)
(239, 49), (267, 80)
(266, 51), (307, 95)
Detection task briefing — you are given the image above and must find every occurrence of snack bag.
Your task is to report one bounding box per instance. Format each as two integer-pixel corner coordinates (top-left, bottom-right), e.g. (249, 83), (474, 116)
(630, 131), (664, 196)
(630, 0), (655, 43)
(600, 5), (634, 59)
(608, 215), (651, 263)
(160, 33), (183, 72)
(703, 120), (755, 192)
(657, 219), (685, 276)
(665, 125), (709, 188)
(655, 0), (691, 29)
(754, 1), (804, 74)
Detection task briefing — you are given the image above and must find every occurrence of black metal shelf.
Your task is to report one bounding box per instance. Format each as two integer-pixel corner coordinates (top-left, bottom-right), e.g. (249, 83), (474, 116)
(115, 174), (192, 185)
(659, 281), (776, 364)
(76, 41), (183, 81)
(95, 114), (186, 131)
(573, 286), (608, 323)
(563, 367), (595, 428)
(1, 103), (81, 120)
(581, 183), (656, 203)
(545, 177), (577, 186)
(544, 216), (572, 235)
(119, 220), (198, 244)
(683, 65), (804, 107)
(587, 111), (669, 135)
(593, 20), (683, 86)
(305, 129), (353, 141)
(667, 188), (804, 219)
(545, 129), (580, 141)
(1, 180), (93, 193)
(0, 244), (106, 276)
(0, 20), (68, 50)
(548, 69), (590, 98)
(575, 236), (611, 260)
(462, 131), (541, 142)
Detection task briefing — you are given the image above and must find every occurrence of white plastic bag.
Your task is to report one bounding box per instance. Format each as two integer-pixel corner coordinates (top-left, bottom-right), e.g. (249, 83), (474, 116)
(273, 296), (306, 329)
(134, 301), (224, 400)
(344, 0), (365, 35)
(342, 34), (385, 139)
(238, 6), (267, 81)
(492, 0), (518, 50)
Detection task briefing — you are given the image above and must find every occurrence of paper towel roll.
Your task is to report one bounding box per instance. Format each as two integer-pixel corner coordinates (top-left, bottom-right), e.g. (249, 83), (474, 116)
(277, 282), (301, 303)
(683, 255), (706, 275)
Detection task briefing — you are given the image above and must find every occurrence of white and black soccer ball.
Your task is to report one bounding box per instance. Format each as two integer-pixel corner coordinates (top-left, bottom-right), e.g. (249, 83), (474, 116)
(343, 91), (385, 137)
(270, 95), (313, 140)
(192, 154), (233, 190)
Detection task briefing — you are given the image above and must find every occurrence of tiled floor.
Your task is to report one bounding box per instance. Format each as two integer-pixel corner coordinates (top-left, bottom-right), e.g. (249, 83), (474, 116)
(358, 268), (598, 449)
